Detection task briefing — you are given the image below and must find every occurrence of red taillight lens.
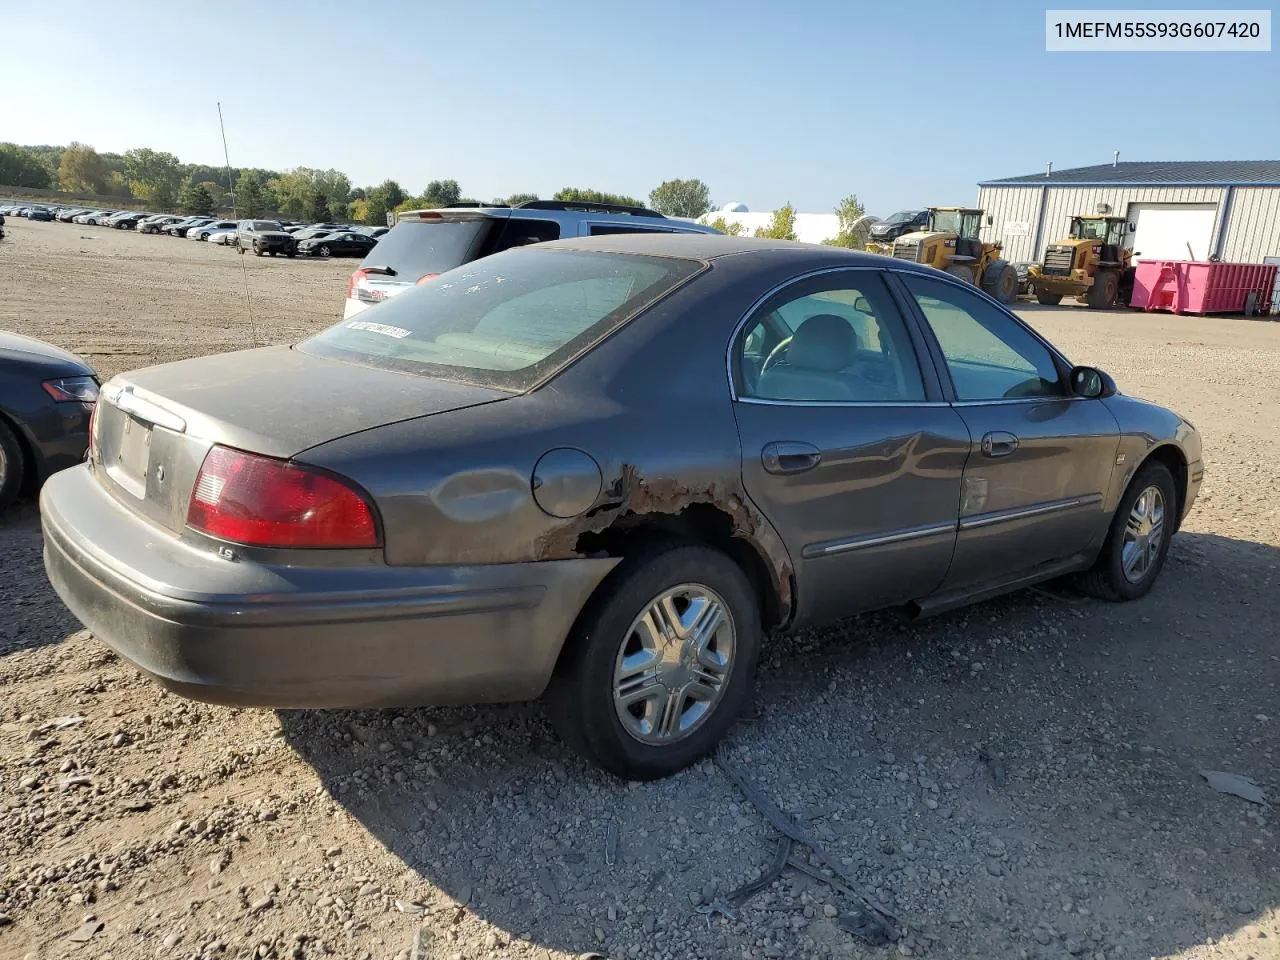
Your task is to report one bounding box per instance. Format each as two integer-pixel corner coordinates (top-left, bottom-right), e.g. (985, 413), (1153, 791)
(346, 268), (369, 300)
(186, 446), (379, 549)
(416, 273), (440, 285)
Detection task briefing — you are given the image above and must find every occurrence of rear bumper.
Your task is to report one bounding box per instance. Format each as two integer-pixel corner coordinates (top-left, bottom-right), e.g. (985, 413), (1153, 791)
(40, 465), (617, 708)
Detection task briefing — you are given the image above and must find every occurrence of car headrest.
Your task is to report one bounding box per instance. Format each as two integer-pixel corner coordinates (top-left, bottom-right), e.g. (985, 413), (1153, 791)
(786, 314), (858, 372)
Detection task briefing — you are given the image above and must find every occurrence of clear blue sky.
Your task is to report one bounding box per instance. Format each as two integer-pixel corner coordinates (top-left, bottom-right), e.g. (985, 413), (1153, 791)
(2, 0), (1275, 215)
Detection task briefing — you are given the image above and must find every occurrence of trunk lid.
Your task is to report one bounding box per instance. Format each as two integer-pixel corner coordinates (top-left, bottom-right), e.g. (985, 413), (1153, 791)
(92, 345), (507, 534)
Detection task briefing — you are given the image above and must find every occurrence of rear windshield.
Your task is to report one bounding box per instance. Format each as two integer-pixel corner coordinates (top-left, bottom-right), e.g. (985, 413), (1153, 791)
(357, 218), (495, 278)
(301, 248), (702, 391)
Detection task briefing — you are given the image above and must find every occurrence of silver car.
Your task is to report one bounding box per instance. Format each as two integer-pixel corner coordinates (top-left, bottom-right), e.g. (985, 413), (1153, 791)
(41, 234), (1203, 780)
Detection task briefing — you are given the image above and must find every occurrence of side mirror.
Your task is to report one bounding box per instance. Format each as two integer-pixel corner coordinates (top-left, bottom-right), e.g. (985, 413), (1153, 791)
(1127, 222), (1136, 233)
(1070, 365), (1116, 399)
(986, 215), (994, 226)
(853, 296), (871, 313)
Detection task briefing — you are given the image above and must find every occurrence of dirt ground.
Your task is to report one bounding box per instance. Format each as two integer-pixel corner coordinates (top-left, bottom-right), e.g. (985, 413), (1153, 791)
(0, 217), (1276, 960)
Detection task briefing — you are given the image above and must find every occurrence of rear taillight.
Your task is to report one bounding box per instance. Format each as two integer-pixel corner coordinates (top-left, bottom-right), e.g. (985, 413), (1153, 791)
(186, 446), (379, 549)
(346, 268), (369, 300)
(416, 273), (440, 286)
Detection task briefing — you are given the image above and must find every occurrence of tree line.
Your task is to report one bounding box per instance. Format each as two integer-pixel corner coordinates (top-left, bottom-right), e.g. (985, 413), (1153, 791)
(0, 141), (869, 243)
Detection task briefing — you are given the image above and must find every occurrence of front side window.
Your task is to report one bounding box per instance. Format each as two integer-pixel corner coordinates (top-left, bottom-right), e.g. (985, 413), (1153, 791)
(302, 248), (701, 390)
(735, 272), (926, 403)
(902, 275), (1062, 401)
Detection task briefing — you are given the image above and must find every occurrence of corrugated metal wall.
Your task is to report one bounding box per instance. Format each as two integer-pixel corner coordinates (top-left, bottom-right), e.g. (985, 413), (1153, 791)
(977, 185), (1236, 262)
(1220, 188), (1280, 262)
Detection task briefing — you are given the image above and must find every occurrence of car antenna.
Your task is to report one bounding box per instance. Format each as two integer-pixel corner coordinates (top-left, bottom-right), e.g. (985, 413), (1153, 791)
(218, 101), (259, 348)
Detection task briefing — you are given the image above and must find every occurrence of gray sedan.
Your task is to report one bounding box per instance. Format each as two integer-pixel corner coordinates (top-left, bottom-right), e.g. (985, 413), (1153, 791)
(40, 234), (1203, 780)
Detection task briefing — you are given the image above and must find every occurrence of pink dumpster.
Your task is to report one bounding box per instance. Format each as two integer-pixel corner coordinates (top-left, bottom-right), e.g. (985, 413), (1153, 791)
(1130, 260), (1277, 315)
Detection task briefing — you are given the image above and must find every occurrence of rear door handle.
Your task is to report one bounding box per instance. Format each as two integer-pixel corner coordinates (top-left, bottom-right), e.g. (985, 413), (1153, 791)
(980, 431), (1019, 458)
(762, 441), (822, 475)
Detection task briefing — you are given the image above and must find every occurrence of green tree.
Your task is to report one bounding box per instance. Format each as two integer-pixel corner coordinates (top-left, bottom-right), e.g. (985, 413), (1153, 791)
(822, 194), (870, 249)
(501, 192), (539, 206)
(267, 170), (313, 218)
(422, 179), (461, 207)
(150, 182), (177, 212)
(701, 215), (745, 237)
(234, 172), (266, 217)
(105, 171), (133, 198)
(179, 182), (215, 216)
(123, 147), (182, 202)
(348, 198), (371, 223)
(554, 186), (643, 207)
(57, 142), (109, 193)
(648, 178), (711, 218)
(308, 187), (330, 222)
(360, 179), (406, 225)
(0, 143), (53, 188)
(755, 203), (797, 240)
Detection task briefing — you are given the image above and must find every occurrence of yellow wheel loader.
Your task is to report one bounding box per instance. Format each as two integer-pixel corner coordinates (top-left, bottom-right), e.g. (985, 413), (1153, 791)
(1027, 215), (1135, 309)
(889, 207), (1019, 304)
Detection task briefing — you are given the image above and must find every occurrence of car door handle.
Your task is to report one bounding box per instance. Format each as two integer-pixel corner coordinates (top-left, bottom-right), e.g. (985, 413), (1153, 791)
(980, 431), (1020, 458)
(762, 441), (822, 475)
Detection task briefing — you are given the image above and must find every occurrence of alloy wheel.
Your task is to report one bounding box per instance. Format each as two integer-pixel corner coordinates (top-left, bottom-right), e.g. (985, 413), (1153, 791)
(1121, 485), (1165, 583)
(612, 583), (736, 744)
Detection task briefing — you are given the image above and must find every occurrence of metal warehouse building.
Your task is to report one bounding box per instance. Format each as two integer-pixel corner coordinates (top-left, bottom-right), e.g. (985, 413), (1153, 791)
(976, 160), (1280, 266)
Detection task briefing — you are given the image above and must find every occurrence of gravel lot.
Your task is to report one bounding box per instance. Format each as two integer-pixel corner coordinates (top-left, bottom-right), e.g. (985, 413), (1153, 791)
(1, 217), (1276, 960)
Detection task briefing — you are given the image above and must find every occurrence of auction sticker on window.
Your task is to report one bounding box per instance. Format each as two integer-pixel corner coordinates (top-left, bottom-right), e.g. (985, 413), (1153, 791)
(1046, 10), (1270, 50)
(344, 320), (412, 339)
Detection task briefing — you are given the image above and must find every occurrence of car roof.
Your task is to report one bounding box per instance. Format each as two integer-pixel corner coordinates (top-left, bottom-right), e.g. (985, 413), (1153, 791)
(540, 231), (943, 275)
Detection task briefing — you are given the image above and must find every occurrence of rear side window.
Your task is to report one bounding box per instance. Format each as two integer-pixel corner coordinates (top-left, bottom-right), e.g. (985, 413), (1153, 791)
(302, 248), (702, 391)
(358, 218), (495, 278)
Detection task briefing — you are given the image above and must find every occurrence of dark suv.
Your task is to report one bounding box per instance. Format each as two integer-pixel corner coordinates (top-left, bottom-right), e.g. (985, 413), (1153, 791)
(236, 220), (297, 257)
(343, 200), (719, 318)
(867, 209), (929, 245)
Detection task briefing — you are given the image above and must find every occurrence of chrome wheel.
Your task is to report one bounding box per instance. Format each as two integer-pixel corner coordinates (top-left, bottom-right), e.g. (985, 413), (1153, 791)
(612, 583), (735, 744)
(1121, 485), (1165, 583)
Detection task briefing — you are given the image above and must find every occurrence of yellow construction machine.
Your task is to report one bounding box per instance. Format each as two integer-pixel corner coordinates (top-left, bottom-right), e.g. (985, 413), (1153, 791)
(1027, 215), (1135, 308)
(889, 207), (1018, 303)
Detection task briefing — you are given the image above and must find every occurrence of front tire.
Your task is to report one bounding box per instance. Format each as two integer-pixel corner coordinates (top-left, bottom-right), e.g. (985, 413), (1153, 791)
(981, 260), (1019, 304)
(0, 419), (24, 511)
(544, 543), (762, 780)
(1087, 270), (1119, 309)
(945, 263), (975, 284)
(1081, 460), (1177, 601)
(1036, 292), (1063, 305)
(318, 245), (331, 257)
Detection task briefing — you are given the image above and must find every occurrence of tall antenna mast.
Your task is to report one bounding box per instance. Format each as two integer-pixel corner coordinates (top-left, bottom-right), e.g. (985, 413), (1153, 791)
(217, 101), (237, 217)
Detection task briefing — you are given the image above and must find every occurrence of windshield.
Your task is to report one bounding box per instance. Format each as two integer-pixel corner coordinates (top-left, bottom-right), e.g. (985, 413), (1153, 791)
(251, 220), (282, 231)
(929, 210), (963, 233)
(301, 247), (702, 390)
(1071, 218), (1110, 240)
(885, 210), (920, 224)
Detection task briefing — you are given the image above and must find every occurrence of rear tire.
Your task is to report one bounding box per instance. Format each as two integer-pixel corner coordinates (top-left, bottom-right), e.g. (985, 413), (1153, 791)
(1087, 270), (1119, 309)
(1080, 460), (1177, 601)
(982, 260), (1019, 304)
(945, 263), (975, 284)
(0, 419), (26, 512)
(544, 543), (762, 781)
(1036, 292), (1063, 305)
